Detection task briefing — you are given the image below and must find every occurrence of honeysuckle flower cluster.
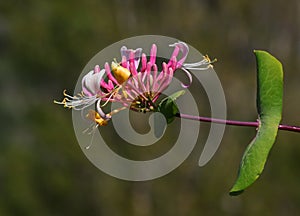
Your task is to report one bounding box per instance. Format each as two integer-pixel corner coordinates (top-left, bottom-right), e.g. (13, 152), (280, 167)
(55, 42), (214, 126)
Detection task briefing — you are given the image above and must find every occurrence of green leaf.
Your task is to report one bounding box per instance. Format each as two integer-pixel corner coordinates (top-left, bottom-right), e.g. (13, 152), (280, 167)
(157, 90), (185, 124)
(230, 50), (283, 196)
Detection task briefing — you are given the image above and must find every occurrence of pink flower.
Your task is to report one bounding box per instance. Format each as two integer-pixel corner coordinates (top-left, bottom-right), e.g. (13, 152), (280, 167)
(55, 42), (214, 125)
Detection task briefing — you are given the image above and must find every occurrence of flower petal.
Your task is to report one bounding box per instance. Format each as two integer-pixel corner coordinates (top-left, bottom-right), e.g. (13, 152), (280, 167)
(82, 69), (105, 96)
(120, 46), (142, 69)
(169, 42), (189, 68)
(96, 99), (110, 119)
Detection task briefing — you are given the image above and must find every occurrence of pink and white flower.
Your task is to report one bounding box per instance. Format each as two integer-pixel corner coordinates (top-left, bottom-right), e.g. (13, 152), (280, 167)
(55, 42), (214, 125)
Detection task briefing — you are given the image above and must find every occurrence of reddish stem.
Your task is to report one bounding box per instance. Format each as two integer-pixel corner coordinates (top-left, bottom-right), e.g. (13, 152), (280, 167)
(176, 113), (300, 133)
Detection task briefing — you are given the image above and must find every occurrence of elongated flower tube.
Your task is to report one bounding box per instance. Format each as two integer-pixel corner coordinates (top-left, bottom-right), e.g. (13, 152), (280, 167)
(54, 42), (214, 126)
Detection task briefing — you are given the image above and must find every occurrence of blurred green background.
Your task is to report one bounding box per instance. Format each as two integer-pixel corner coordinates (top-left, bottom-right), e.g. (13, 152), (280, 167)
(1, 0), (300, 215)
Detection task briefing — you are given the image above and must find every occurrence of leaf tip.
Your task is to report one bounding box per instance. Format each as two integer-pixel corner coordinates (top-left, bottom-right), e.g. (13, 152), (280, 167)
(229, 189), (244, 196)
(229, 180), (245, 196)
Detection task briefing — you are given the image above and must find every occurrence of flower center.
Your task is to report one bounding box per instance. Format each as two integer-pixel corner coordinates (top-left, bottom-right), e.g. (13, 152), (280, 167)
(130, 92), (156, 113)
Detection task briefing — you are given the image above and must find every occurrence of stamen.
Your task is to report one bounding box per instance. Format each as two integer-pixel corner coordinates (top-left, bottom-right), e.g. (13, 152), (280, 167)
(132, 67), (147, 94)
(146, 64), (154, 93)
(106, 106), (127, 118)
(122, 85), (135, 100)
(126, 81), (148, 101)
(153, 63), (168, 92)
(101, 90), (117, 107)
(54, 90), (98, 110)
(84, 108), (109, 150)
(183, 55), (216, 69)
(83, 122), (98, 149)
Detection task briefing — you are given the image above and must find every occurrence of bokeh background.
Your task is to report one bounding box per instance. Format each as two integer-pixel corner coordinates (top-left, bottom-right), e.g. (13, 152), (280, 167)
(1, 0), (300, 215)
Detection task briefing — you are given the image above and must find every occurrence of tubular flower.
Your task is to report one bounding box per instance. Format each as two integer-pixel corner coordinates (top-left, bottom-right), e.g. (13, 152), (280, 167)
(54, 42), (215, 126)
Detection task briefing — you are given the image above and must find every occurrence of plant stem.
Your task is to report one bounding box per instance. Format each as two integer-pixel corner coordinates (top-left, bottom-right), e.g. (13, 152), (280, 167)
(176, 113), (300, 133)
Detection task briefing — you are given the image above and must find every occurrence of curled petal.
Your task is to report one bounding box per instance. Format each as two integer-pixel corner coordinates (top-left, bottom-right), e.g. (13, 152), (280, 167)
(180, 68), (193, 88)
(82, 69), (105, 96)
(96, 99), (110, 120)
(120, 46), (142, 69)
(169, 42), (189, 68)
